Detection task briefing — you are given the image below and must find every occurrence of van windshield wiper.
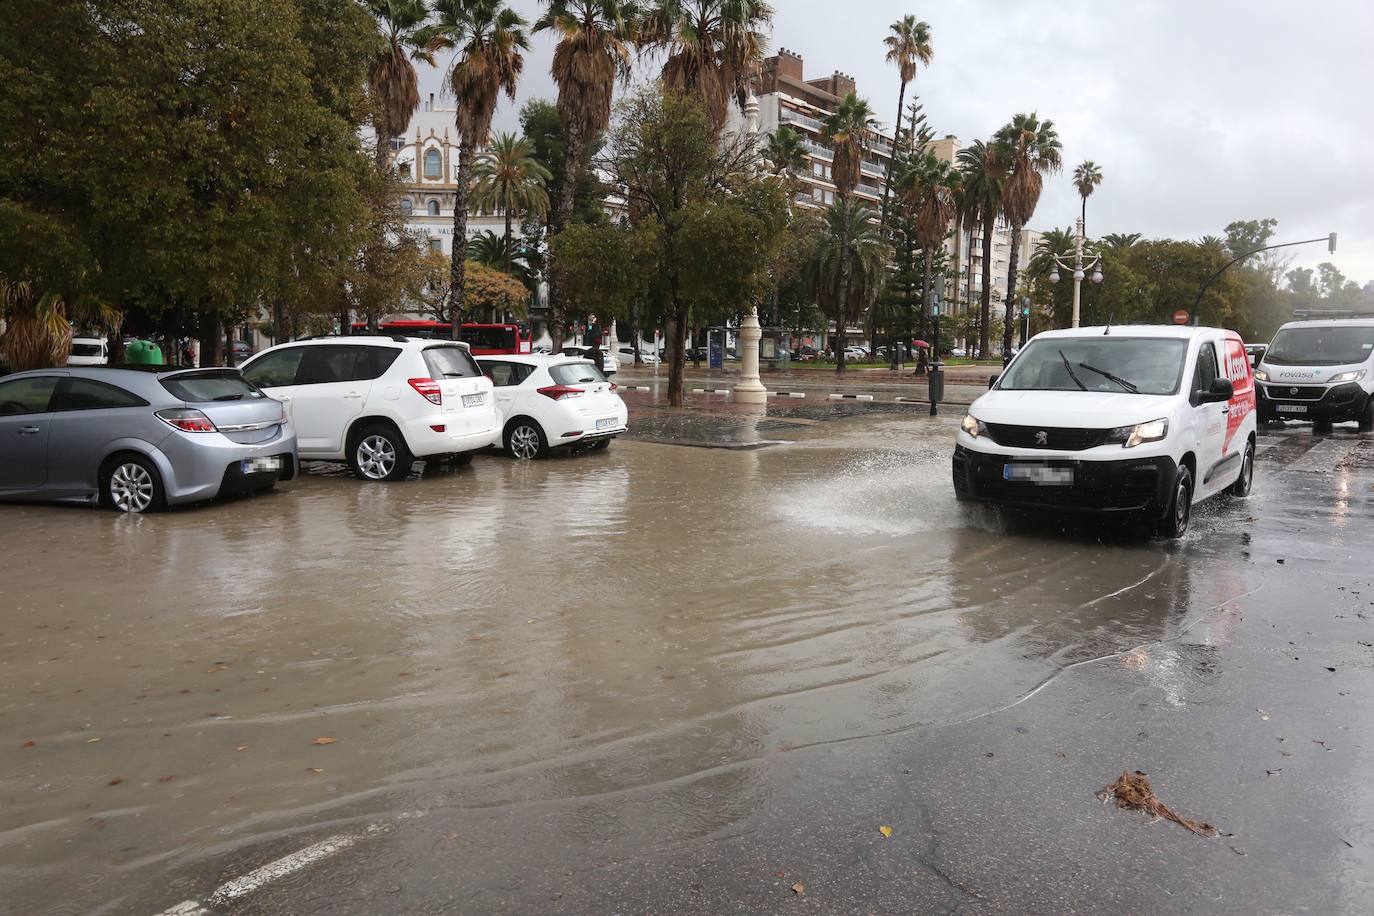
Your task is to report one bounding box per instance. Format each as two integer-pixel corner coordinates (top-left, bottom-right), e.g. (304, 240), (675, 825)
(1058, 350), (1087, 391)
(1076, 362), (1139, 393)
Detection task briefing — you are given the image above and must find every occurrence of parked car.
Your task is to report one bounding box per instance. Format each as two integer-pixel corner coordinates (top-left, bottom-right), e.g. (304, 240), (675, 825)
(477, 355), (628, 459)
(231, 341), (255, 365)
(843, 346), (869, 361)
(949, 347), (968, 358)
(617, 347), (660, 364)
(240, 336), (499, 481)
(67, 336), (109, 367)
(559, 345), (618, 375)
(954, 324), (1257, 538)
(0, 367), (295, 513)
(1254, 318), (1374, 432)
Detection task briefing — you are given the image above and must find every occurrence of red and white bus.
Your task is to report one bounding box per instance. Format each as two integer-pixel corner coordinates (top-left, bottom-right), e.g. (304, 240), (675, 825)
(351, 321), (532, 355)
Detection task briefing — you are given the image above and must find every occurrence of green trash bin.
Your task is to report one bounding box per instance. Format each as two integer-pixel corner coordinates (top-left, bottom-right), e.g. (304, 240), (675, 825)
(124, 339), (164, 366)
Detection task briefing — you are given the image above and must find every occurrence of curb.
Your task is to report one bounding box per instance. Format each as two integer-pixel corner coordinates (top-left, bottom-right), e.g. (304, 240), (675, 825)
(768, 391), (807, 398)
(828, 393), (875, 401)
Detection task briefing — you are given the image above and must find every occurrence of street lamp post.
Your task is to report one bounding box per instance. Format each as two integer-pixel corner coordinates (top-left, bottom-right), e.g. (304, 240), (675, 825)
(1048, 216), (1104, 328)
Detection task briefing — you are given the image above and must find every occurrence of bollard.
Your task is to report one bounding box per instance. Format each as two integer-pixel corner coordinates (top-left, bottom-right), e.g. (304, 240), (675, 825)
(928, 365), (945, 416)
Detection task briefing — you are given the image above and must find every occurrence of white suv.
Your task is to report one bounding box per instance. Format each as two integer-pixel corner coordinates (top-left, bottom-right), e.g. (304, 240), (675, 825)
(955, 325), (1257, 538)
(476, 355), (628, 458)
(240, 337), (500, 480)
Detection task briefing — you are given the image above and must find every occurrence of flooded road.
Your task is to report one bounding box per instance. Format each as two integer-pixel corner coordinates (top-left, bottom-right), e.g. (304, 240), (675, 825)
(3, 409), (1374, 914)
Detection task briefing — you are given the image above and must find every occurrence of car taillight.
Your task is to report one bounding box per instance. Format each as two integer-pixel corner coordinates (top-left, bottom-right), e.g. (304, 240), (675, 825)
(408, 378), (442, 405)
(537, 385), (584, 400)
(156, 408), (217, 433)
(609, 383), (617, 391)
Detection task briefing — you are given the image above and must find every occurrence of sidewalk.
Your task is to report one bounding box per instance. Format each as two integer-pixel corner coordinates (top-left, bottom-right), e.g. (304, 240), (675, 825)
(613, 363), (989, 407)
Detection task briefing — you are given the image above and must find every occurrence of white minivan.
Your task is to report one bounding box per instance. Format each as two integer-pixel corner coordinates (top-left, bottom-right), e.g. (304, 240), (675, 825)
(1255, 317), (1374, 432)
(954, 325), (1257, 538)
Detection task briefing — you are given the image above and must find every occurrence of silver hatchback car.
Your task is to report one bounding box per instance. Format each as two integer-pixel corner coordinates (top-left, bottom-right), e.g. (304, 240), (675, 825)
(0, 367), (297, 512)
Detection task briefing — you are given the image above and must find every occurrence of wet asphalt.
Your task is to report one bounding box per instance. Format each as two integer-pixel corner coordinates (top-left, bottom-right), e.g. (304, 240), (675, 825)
(2, 403), (1373, 915)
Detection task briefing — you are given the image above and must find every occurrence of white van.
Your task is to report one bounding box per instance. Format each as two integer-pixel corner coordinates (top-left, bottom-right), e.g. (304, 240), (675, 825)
(1255, 317), (1374, 432)
(954, 325), (1257, 538)
(67, 336), (109, 366)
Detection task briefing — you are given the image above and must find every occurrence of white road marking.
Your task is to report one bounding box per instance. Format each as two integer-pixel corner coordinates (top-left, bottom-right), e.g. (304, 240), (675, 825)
(153, 903), (206, 916)
(206, 833), (359, 906)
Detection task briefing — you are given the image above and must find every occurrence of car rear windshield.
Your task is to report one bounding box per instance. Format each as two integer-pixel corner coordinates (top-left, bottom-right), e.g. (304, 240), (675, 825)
(999, 338), (1187, 395)
(160, 370), (266, 402)
(549, 362), (607, 386)
(422, 345), (482, 379)
(1264, 326), (1374, 366)
(70, 342), (104, 357)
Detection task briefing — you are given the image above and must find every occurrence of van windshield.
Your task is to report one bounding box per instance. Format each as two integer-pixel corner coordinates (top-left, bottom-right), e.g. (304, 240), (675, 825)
(999, 337), (1187, 395)
(1264, 326), (1374, 366)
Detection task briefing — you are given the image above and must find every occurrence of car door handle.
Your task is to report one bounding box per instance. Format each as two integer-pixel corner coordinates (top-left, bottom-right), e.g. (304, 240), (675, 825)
(1220, 406), (1230, 414)
(18, 426), (40, 435)
(343, 392), (363, 400)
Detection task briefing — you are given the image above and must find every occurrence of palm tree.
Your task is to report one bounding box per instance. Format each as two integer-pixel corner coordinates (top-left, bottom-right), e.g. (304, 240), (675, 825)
(1101, 231), (1142, 250)
(420, 0), (529, 338)
(470, 132), (551, 253)
(468, 229), (532, 281)
(956, 139), (1006, 359)
(365, 0), (431, 171)
(809, 199), (887, 366)
(1072, 159), (1102, 230)
(898, 152), (957, 341)
(762, 125), (807, 197)
(535, 1), (639, 346)
(820, 92), (878, 373)
(644, 0), (774, 134)
(0, 276), (118, 372)
(879, 15), (933, 232)
(995, 113), (1061, 361)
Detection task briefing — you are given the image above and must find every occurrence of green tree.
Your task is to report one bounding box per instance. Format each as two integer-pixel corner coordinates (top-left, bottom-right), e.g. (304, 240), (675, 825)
(1072, 159), (1103, 230)
(956, 139), (1006, 358)
(420, 0), (529, 339)
(643, 0), (773, 134)
(470, 132), (552, 251)
(762, 125), (808, 199)
(1101, 232), (1142, 250)
(898, 152), (958, 338)
(551, 220), (659, 326)
(879, 14), (933, 232)
(995, 112), (1062, 360)
(808, 199), (888, 363)
(364, 0), (430, 170)
(820, 91), (878, 373)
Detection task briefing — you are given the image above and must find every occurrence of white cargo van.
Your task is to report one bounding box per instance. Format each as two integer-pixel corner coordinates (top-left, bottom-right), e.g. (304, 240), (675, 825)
(954, 325), (1257, 538)
(1255, 317), (1374, 432)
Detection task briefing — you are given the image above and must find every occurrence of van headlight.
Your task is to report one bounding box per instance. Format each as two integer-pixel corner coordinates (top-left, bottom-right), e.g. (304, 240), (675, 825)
(1108, 418), (1169, 448)
(1329, 369), (1366, 384)
(961, 414), (988, 438)
(1253, 368), (1269, 382)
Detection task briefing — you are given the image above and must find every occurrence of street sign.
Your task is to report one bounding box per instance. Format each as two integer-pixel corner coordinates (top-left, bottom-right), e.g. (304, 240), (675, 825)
(1173, 309), (1190, 325)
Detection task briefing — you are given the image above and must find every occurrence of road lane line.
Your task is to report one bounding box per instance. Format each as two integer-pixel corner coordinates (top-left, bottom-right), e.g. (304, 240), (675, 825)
(153, 902), (206, 916)
(205, 833), (359, 906)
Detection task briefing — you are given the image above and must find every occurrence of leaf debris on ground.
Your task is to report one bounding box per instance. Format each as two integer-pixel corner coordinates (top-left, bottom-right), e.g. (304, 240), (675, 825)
(310, 737), (337, 745)
(878, 825), (893, 838)
(790, 882), (805, 895)
(1100, 771), (1218, 837)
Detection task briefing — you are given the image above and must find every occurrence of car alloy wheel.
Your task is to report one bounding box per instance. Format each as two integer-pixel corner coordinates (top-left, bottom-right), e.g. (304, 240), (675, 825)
(509, 425), (541, 460)
(357, 434), (397, 480)
(109, 462), (155, 513)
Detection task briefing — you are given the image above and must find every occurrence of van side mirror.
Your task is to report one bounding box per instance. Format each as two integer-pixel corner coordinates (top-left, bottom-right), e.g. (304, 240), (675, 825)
(1201, 377), (1234, 403)
(987, 374), (1000, 389)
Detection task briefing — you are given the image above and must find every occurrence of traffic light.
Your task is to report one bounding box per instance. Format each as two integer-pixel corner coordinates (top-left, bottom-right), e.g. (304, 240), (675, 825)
(1329, 232), (1338, 254)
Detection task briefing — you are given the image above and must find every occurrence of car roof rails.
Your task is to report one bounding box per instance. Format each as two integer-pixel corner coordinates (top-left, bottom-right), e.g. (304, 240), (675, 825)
(297, 333), (411, 343)
(1291, 308), (1374, 320)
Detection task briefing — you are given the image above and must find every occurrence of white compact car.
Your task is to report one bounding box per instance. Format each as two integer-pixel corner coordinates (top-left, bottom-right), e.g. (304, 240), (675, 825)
(1255, 316), (1374, 432)
(954, 325), (1257, 538)
(477, 355), (628, 459)
(241, 336), (500, 480)
(67, 336), (109, 366)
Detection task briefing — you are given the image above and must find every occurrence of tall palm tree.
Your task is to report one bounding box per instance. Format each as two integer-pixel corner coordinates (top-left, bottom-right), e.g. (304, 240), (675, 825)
(535, 1), (639, 346)
(365, 0), (431, 171)
(644, 0), (774, 134)
(821, 92), (878, 373)
(1101, 231), (1142, 250)
(420, 0), (529, 338)
(470, 132), (552, 252)
(1072, 159), (1103, 230)
(898, 152), (957, 340)
(809, 199), (886, 366)
(762, 125), (807, 195)
(956, 139), (1006, 359)
(879, 15), (932, 232)
(995, 113), (1061, 361)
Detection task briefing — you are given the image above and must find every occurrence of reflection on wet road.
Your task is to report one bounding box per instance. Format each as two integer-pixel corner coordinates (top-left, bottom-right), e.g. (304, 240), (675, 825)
(2, 412), (1373, 914)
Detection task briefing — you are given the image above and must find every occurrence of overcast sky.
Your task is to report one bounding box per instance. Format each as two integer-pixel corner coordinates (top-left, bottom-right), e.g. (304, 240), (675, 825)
(418, 0), (1374, 285)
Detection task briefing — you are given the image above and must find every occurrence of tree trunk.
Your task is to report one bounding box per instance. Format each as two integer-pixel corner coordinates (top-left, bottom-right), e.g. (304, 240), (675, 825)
(547, 126), (585, 351)
(450, 136), (476, 340)
(978, 214), (994, 359)
(224, 319), (235, 367)
(108, 327), (125, 367)
(630, 303), (642, 366)
(339, 309), (350, 336)
(271, 299), (287, 343)
(879, 78), (908, 234)
(921, 248), (933, 343)
(950, 215), (963, 348)
(1003, 224), (1021, 364)
(666, 304), (685, 407)
(199, 311), (223, 367)
(374, 128), (390, 173)
(835, 207), (851, 375)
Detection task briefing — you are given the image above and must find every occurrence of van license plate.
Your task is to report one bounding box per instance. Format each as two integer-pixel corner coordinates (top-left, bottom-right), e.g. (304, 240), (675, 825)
(1003, 464), (1073, 485)
(241, 456), (281, 475)
(462, 393), (486, 408)
(1275, 404), (1307, 414)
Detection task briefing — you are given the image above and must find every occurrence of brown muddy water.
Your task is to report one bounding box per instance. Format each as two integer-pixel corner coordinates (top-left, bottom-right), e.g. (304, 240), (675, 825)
(0, 410), (1269, 913)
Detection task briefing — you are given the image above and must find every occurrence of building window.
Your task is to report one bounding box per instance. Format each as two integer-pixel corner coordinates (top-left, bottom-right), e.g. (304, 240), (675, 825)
(427, 199), (440, 216)
(812, 187), (824, 202)
(400, 198), (413, 216)
(423, 148), (442, 179)
(812, 161), (823, 177)
(389, 136), (405, 151)
(429, 238), (442, 253)
(824, 190), (834, 205)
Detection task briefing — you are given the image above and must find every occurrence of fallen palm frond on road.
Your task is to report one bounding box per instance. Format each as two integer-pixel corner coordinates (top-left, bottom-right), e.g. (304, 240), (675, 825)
(1100, 771), (1219, 837)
